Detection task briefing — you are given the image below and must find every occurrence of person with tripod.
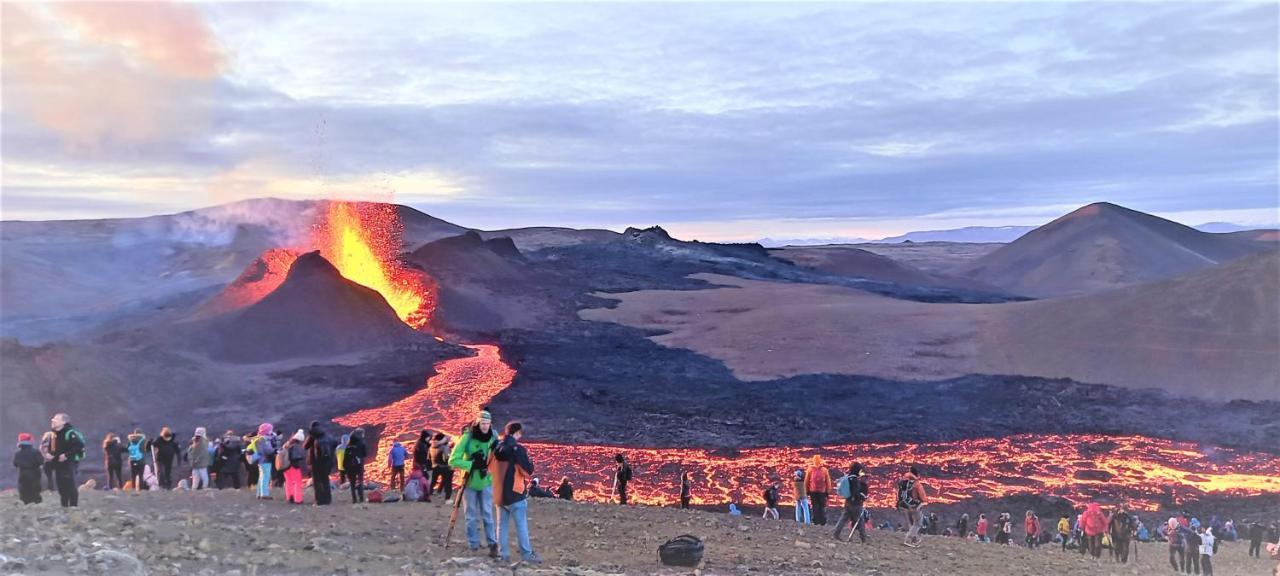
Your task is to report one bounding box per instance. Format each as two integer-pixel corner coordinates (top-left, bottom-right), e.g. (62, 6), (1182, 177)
(448, 409), (500, 557)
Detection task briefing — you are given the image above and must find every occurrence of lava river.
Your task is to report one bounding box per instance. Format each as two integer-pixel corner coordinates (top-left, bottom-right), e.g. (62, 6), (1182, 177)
(334, 345), (1280, 511)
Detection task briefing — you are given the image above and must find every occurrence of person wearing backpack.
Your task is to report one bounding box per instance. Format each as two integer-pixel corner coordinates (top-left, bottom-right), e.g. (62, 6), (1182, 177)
(613, 454), (632, 505)
(492, 421), (541, 564)
(449, 409), (500, 556)
(762, 483), (780, 519)
(387, 440), (408, 491)
(248, 423), (277, 499)
(430, 433), (452, 500)
(305, 421), (336, 505)
(895, 466), (928, 548)
(49, 413), (85, 507)
(102, 433), (126, 490)
(1081, 502), (1107, 559)
(1057, 515), (1071, 551)
(793, 469), (810, 524)
(280, 429), (306, 504)
(345, 428), (368, 503)
(125, 429), (148, 490)
(1110, 505), (1133, 563)
(187, 428), (211, 490)
(833, 462), (870, 543)
(13, 433), (43, 504)
(805, 455), (833, 525)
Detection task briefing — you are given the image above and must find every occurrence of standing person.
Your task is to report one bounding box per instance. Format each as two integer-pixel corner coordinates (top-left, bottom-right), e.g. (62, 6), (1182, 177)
(126, 429), (148, 490)
(281, 429), (306, 504)
(39, 431), (56, 492)
(412, 430), (433, 501)
(430, 433), (453, 500)
(832, 462), (870, 544)
(1168, 518), (1187, 571)
(1200, 527), (1215, 576)
(187, 428), (211, 490)
(344, 428), (368, 503)
(1184, 524), (1202, 574)
(242, 434), (258, 490)
(556, 477), (574, 500)
(271, 431), (286, 488)
(806, 456), (833, 525)
(1110, 506), (1134, 563)
(49, 413), (85, 507)
(679, 471), (691, 509)
(976, 513), (989, 543)
(1253, 521), (1268, 558)
(335, 434), (349, 489)
(248, 423), (277, 499)
(896, 466), (928, 548)
(793, 469), (811, 524)
(492, 421), (541, 564)
(1082, 503), (1107, 559)
(956, 513), (970, 540)
(102, 433), (125, 490)
(1025, 511), (1040, 548)
(150, 427), (181, 490)
(387, 440), (408, 491)
(13, 433), (43, 504)
(1057, 515), (1071, 551)
(215, 431), (243, 489)
(305, 421), (336, 506)
(995, 513), (1013, 545)
(449, 409), (500, 556)
(613, 454), (632, 505)
(762, 483), (780, 519)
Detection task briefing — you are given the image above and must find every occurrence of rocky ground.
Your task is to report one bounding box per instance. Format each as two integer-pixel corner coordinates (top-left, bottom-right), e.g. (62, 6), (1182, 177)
(2, 489), (1277, 576)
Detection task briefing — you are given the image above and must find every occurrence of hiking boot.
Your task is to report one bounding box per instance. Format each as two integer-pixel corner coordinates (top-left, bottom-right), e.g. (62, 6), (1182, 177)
(488, 544), (499, 558)
(521, 554), (543, 565)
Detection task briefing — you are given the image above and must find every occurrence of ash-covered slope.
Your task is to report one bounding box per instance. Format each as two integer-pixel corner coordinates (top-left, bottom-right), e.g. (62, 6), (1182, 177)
(406, 232), (545, 335)
(959, 202), (1268, 296)
(192, 251), (425, 362)
(770, 245), (996, 291)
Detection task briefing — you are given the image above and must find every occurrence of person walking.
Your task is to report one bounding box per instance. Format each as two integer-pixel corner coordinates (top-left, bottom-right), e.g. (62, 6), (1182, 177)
(150, 427), (181, 490)
(102, 433), (126, 490)
(187, 428), (211, 490)
(793, 469), (811, 524)
(449, 409), (500, 556)
(492, 421), (541, 564)
(832, 462), (870, 544)
(1082, 503), (1107, 559)
(806, 455), (833, 525)
(49, 413), (85, 507)
(896, 466), (928, 548)
(305, 421), (336, 505)
(387, 440), (408, 491)
(679, 471), (691, 509)
(762, 483), (780, 519)
(1110, 505), (1134, 563)
(248, 423), (277, 499)
(1057, 515), (1071, 551)
(430, 433), (453, 500)
(345, 428), (368, 503)
(13, 433), (43, 504)
(281, 429), (306, 504)
(613, 454), (632, 505)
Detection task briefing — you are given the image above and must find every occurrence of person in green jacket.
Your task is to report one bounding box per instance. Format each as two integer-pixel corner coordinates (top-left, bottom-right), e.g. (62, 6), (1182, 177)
(450, 408), (499, 557)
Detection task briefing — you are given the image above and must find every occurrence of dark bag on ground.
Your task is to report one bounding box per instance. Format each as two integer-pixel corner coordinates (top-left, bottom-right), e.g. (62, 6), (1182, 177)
(658, 534), (704, 567)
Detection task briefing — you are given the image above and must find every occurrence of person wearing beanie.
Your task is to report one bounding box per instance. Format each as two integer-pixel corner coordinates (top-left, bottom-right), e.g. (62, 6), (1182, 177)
(150, 426), (181, 490)
(187, 427), (211, 490)
(449, 408), (500, 556)
(13, 433), (44, 504)
(833, 462), (870, 543)
(248, 423), (277, 499)
(793, 469), (811, 524)
(281, 429), (307, 504)
(493, 421), (540, 564)
(304, 421), (336, 506)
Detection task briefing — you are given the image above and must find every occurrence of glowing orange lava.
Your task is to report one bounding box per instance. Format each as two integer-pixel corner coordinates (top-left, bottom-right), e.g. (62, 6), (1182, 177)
(336, 343), (1280, 511)
(311, 201), (433, 329)
(194, 248), (300, 318)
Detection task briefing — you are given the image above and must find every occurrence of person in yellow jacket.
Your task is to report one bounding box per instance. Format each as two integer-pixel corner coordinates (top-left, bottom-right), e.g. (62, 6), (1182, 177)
(1058, 515), (1072, 551)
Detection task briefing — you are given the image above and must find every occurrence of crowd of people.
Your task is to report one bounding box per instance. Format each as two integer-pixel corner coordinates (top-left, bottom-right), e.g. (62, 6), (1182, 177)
(12, 410), (1280, 571)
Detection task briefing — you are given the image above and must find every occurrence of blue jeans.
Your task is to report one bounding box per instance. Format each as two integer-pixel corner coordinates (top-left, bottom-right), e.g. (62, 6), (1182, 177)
(795, 496), (811, 524)
(464, 485), (496, 549)
(498, 498), (534, 561)
(257, 462), (273, 497)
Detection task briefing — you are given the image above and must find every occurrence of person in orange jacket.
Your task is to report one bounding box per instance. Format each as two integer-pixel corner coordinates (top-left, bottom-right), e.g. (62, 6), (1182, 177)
(896, 466), (929, 548)
(804, 455), (834, 525)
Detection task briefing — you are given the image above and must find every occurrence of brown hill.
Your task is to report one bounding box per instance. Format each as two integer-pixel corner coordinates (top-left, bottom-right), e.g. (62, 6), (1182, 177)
(193, 251), (424, 362)
(770, 245), (997, 291)
(958, 202), (1268, 296)
(407, 232), (548, 335)
(188, 248), (301, 320)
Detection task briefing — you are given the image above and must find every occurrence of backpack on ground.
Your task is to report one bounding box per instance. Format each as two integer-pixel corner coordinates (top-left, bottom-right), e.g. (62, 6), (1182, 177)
(836, 474), (852, 499)
(367, 490), (384, 503)
(895, 479), (920, 510)
(404, 479), (422, 502)
(658, 534), (704, 567)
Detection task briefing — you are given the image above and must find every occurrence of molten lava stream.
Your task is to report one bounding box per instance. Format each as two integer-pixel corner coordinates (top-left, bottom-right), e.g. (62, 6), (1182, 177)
(333, 342), (1280, 510)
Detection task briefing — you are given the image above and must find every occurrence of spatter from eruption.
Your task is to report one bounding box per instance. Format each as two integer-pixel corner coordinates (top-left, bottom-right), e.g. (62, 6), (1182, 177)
(336, 344), (1280, 511)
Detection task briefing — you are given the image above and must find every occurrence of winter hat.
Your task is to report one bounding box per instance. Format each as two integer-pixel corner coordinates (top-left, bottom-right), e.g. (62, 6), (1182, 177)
(194, 427), (206, 439)
(17, 432), (32, 443)
(292, 429), (305, 442)
(477, 409), (492, 424)
(258, 422), (274, 436)
(794, 469), (804, 479)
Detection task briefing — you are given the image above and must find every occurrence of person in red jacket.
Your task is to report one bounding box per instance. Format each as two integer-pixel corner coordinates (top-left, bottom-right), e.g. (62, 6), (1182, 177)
(805, 455), (834, 526)
(1024, 511), (1041, 548)
(1082, 502), (1107, 558)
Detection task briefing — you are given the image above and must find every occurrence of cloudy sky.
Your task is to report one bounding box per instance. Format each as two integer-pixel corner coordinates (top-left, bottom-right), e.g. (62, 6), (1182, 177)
(2, 2), (1277, 240)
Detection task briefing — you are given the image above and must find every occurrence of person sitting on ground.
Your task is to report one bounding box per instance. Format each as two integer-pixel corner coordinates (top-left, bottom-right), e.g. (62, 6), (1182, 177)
(555, 477), (574, 501)
(102, 433), (126, 491)
(728, 503), (742, 516)
(492, 420), (541, 564)
(13, 433), (43, 504)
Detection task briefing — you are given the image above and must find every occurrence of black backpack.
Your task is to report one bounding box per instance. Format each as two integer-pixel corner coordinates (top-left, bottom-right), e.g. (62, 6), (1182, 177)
(658, 535), (704, 567)
(896, 479), (920, 510)
(619, 463), (633, 483)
